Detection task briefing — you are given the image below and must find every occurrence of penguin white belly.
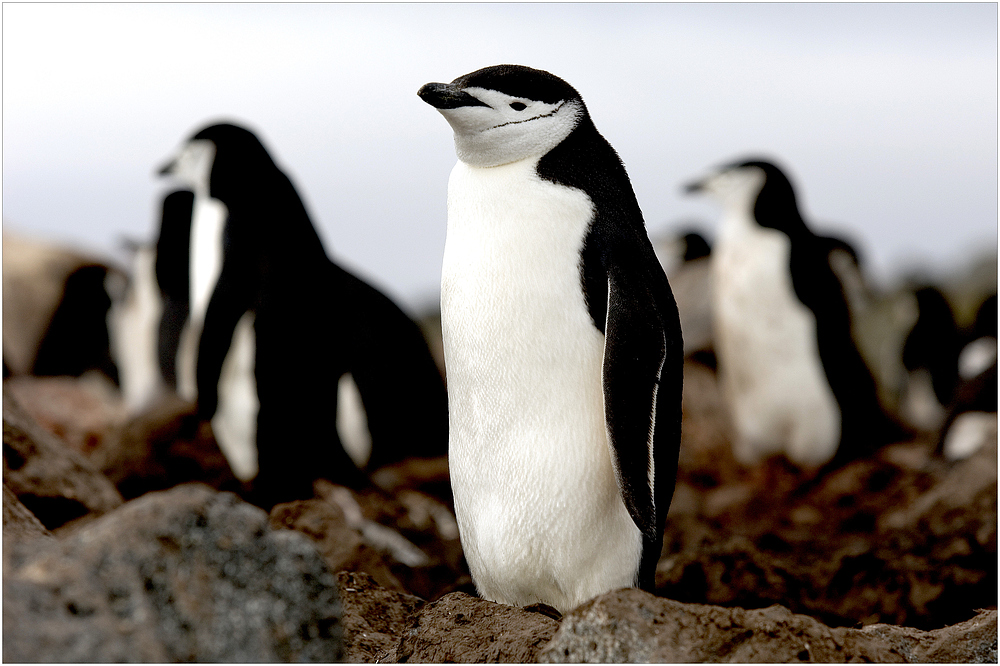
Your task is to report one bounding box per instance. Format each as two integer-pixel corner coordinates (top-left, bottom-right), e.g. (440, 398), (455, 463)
(712, 216), (840, 467)
(109, 246), (164, 412)
(211, 311), (259, 481)
(176, 196), (227, 401)
(442, 158), (642, 613)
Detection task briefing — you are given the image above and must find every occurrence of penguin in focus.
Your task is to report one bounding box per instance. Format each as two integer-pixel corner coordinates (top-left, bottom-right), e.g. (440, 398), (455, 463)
(419, 65), (683, 613)
(159, 122), (448, 507)
(686, 158), (902, 468)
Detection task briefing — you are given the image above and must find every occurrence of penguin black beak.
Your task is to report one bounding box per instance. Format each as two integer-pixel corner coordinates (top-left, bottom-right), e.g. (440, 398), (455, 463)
(157, 160), (175, 177)
(684, 179), (705, 194)
(418, 82), (491, 110)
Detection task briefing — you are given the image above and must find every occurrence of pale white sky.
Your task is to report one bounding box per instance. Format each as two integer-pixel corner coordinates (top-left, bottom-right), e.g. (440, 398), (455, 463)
(3, 3), (997, 312)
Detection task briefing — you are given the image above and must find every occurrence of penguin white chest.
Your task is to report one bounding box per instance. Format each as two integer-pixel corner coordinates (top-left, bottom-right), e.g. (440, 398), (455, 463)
(441, 158), (642, 613)
(712, 213), (841, 467)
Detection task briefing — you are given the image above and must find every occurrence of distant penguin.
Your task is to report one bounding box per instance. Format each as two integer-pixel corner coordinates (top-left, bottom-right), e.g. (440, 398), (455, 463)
(108, 190), (196, 413)
(940, 293), (997, 460)
(2, 233), (119, 383)
(419, 65), (683, 613)
(654, 229), (714, 358)
(159, 121), (448, 507)
(686, 158), (900, 468)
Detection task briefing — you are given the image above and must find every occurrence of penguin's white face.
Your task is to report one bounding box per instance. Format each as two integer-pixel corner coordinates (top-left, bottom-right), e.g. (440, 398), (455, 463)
(690, 166), (765, 213)
(433, 88), (582, 168)
(161, 139), (216, 195)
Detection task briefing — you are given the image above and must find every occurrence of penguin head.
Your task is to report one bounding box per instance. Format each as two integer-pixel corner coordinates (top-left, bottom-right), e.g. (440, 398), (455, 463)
(159, 122), (276, 202)
(418, 64), (585, 168)
(686, 158), (804, 233)
(685, 160), (769, 212)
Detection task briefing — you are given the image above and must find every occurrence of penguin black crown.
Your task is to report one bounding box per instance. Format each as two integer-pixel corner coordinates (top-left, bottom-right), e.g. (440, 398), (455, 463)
(420, 65), (683, 613)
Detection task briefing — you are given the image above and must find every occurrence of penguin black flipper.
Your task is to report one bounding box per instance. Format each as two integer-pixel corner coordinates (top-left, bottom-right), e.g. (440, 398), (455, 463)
(603, 258), (684, 589)
(538, 115), (684, 590)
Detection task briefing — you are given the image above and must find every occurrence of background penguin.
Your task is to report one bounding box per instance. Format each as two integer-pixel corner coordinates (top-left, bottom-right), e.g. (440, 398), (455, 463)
(159, 121), (448, 508)
(419, 64), (683, 613)
(653, 228), (715, 360)
(939, 293), (997, 460)
(109, 190), (195, 413)
(686, 158), (904, 469)
(2, 233), (120, 384)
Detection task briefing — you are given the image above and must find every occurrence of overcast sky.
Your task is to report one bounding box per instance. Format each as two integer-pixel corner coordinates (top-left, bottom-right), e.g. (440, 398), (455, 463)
(3, 3), (996, 313)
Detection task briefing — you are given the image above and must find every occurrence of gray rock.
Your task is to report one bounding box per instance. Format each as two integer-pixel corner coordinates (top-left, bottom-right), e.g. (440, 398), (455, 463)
(3, 483), (343, 662)
(3, 392), (123, 529)
(539, 588), (998, 663)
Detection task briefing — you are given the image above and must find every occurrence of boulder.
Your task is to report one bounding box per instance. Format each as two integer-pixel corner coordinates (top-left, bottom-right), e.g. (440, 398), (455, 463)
(3, 392), (122, 529)
(3, 483), (343, 662)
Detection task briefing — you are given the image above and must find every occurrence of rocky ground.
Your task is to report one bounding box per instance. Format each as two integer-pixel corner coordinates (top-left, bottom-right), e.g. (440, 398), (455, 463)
(3, 360), (997, 662)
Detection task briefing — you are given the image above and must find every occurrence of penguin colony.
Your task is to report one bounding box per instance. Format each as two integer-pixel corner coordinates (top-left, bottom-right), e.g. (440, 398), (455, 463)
(419, 64), (684, 613)
(152, 122), (449, 509)
(4, 62), (994, 617)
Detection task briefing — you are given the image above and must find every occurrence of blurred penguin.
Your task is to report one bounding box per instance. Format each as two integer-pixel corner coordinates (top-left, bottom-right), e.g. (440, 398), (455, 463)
(654, 228), (714, 359)
(3, 233), (120, 384)
(158, 121), (448, 508)
(686, 158), (904, 469)
(940, 293), (997, 460)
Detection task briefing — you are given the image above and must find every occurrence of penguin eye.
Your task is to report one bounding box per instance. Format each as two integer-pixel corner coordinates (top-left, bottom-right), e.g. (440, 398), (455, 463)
(509, 102), (527, 111)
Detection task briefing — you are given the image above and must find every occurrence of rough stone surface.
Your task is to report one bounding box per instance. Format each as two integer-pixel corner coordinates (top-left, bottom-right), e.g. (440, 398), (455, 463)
(337, 570), (426, 663)
(4, 373), (126, 455)
(3, 392), (123, 529)
(3, 482), (53, 542)
(395, 591), (560, 663)
(539, 587), (998, 663)
(271, 497), (404, 593)
(92, 394), (241, 500)
(3, 483), (343, 663)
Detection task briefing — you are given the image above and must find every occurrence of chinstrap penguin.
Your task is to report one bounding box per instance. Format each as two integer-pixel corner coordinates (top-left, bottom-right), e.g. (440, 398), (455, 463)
(159, 121), (448, 508)
(419, 64), (683, 614)
(686, 158), (902, 469)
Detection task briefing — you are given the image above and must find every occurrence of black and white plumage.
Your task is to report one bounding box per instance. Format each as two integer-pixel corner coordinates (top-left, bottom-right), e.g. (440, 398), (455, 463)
(159, 121), (448, 508)
(940, 293), (997, 460)
(686, 158), (900, 468)
(419, 65), (683, 613)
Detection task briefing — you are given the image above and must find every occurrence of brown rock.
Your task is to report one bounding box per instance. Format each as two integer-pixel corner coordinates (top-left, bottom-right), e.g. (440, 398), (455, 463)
(396, 591), (560, 663)
(91, 394), (241, 499)
(337, 570), (425, 662)
(3, 374), (126, 455)
(270, 497), (405, 593)
(3, 392), (122, 529)
(539, 588), (998, 663)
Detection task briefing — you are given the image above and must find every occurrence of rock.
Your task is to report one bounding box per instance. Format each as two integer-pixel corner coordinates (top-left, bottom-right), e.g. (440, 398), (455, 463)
(270, 496), (406, 593)
(91, 394), (241, 499)
(3, 483), (343, 662)
(4, 373), (126, 455)
(3, 392), (123, 529)
(3, 482), (52, 541)
(337, 571), (425, 663)
(539, 588), (998, 663)
(395, 591), (560, 663)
